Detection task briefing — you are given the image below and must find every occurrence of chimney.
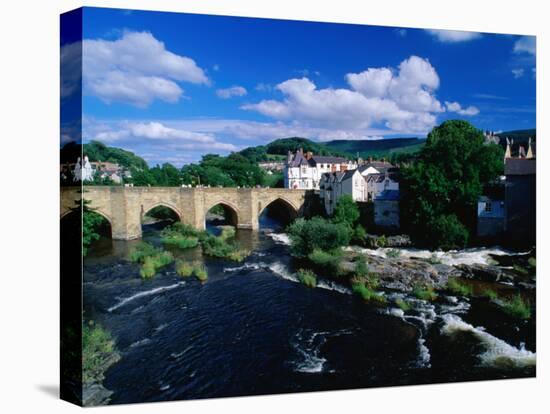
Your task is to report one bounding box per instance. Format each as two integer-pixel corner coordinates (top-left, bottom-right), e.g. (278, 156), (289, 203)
(298, 147), (303, 155)
(306, 151), (313, 160)
(504, 137), (512, 159)
(368, 156), (373, 163)
(287, 150), (293, 163)
(526, 137), (534, 159)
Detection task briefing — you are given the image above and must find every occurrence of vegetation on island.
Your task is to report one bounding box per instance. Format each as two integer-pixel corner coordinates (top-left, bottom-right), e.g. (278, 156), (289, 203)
(129, 242), (174, 279)
(412, 284), (438, 301)
(446, 278), (474, 297)
(161, 223), (205, 249)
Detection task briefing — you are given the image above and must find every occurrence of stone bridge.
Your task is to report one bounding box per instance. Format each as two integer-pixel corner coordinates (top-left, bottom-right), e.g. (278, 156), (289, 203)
(61, 186), (309, 240)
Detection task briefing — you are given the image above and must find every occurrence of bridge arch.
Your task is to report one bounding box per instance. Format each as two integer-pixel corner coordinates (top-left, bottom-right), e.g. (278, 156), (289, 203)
(204, 200), (241, 229)
(258, 197), (299, 229)
(141, 201), (183, 223)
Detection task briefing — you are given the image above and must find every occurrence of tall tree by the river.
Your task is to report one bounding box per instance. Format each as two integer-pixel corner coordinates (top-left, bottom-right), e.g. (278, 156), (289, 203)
(400, 120), (504, 249)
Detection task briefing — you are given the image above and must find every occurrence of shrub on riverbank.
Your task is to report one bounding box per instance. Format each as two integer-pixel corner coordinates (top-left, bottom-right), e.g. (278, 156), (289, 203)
(446, 278), (473, 297)
(82, 320), (119, 384)
(308, 248), (344, 276)
(413, 284), (438, 301)
(502, 294), (531, 319)
(297, 269), (317, 288)
(386, 249), (401, 259)
(129, 242), (159, 263)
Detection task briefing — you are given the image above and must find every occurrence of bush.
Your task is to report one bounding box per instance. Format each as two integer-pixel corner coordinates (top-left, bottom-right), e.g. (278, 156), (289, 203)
(386, 248), (401, 259)
(163, 236), (199, 249)
(287, 217), (351, 257)
(297, 269), (317, 288)
(82, 320), (118, 384)
(351, 282), (386, 305)
(220, 227), (236, 240)
(176, 260), (194, 277)
(446, 278), (473, 297)
(130, 243), (173, 279)
(193, 265), (208, 282)
(426, 214), (469, 251)
(413, 285), (438, 301)
(395, 297), (412, 312)
(502, 294), (531, 319)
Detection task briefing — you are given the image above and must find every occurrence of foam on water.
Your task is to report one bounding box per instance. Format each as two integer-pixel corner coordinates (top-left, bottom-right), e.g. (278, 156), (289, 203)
(416, 337), (432, 368)
(291, 329), (352, 374)
(317, 279), (352, 295)
(268, 233), (291, 245)
(440, 314), (536, 369)
(108, 282), (186, 312)
(345, 246), (527, 267)
(223, 263), (262, 273)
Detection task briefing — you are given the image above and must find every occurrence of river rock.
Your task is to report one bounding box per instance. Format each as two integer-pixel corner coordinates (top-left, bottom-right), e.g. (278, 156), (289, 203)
(344, 253), (460, 291)
(82, 383), (114, 406)
(364, 234), (412, 248)
(456, 263), (515, 284)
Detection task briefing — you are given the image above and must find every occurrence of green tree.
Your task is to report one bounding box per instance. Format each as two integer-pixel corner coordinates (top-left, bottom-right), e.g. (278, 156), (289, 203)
(332, 195), (360, 227)
(287, 217), (351, 257)
(400, 120), (503, 249)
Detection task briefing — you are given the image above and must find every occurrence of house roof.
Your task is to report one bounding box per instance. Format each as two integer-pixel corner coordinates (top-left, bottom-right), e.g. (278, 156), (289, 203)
(310, 155), (349, 165)
(505, 158), (536, 176)
(358, 161), (395, 174)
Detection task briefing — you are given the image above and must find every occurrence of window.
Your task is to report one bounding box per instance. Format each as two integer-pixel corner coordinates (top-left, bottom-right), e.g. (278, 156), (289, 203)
(485, 202), (492, 212)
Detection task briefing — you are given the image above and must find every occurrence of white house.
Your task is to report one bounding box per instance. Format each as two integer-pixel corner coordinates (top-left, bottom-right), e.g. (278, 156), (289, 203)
(284, 148), (357, 190)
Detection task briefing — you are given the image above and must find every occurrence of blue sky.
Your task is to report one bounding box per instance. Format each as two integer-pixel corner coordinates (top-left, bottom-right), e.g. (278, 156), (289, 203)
(61, 7), (536, 166)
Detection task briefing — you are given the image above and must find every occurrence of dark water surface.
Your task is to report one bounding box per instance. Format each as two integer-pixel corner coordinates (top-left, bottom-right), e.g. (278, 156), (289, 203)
(84, 222), (535, 405)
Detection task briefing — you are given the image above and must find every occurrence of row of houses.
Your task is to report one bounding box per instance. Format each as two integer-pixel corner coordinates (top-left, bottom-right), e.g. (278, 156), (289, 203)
(284, 149), (401, 229)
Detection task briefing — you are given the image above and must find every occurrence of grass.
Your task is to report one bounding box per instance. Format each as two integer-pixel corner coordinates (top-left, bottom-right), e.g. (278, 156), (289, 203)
(219, 227), (236, 241)
(412, 285), (438, 301)
(482, 289), (498, 300)
(297, 269), (317, 288)
(193, 265), (208, 282)
(82, 320), (119, 384)
(175, 260), (194, 277)
(386, 249), (401, 259)
(351, 282), (387, 305)
(162, 236), (199, 249)
(395, 297), (412, 312)
(446, 278), (474, 297)
(308, 248), (344, 276)
(501, 294), (531, 319)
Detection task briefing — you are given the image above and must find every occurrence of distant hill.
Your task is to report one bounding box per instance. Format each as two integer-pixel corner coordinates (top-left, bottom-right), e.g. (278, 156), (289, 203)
(324, 137), (425, 158)
(60, 140), (149, 170)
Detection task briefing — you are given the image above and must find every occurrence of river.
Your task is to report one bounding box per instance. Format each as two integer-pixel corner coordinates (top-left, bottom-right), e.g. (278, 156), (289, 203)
(83, 218), (536, 405)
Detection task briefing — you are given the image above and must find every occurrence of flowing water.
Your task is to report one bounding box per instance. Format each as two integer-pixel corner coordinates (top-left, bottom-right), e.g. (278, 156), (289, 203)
(83, 220), (536, 404)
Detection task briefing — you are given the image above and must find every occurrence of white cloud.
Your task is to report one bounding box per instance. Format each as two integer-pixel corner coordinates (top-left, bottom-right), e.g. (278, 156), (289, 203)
(445, 101), (480, 116)
(243, 56), (447, 134)
(512, 68), (525, 79)
(426, 29), (482, 43)
(82, 31), (209, 107)
(514, 36), (536, 55)
(216, 86), (247, 99)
